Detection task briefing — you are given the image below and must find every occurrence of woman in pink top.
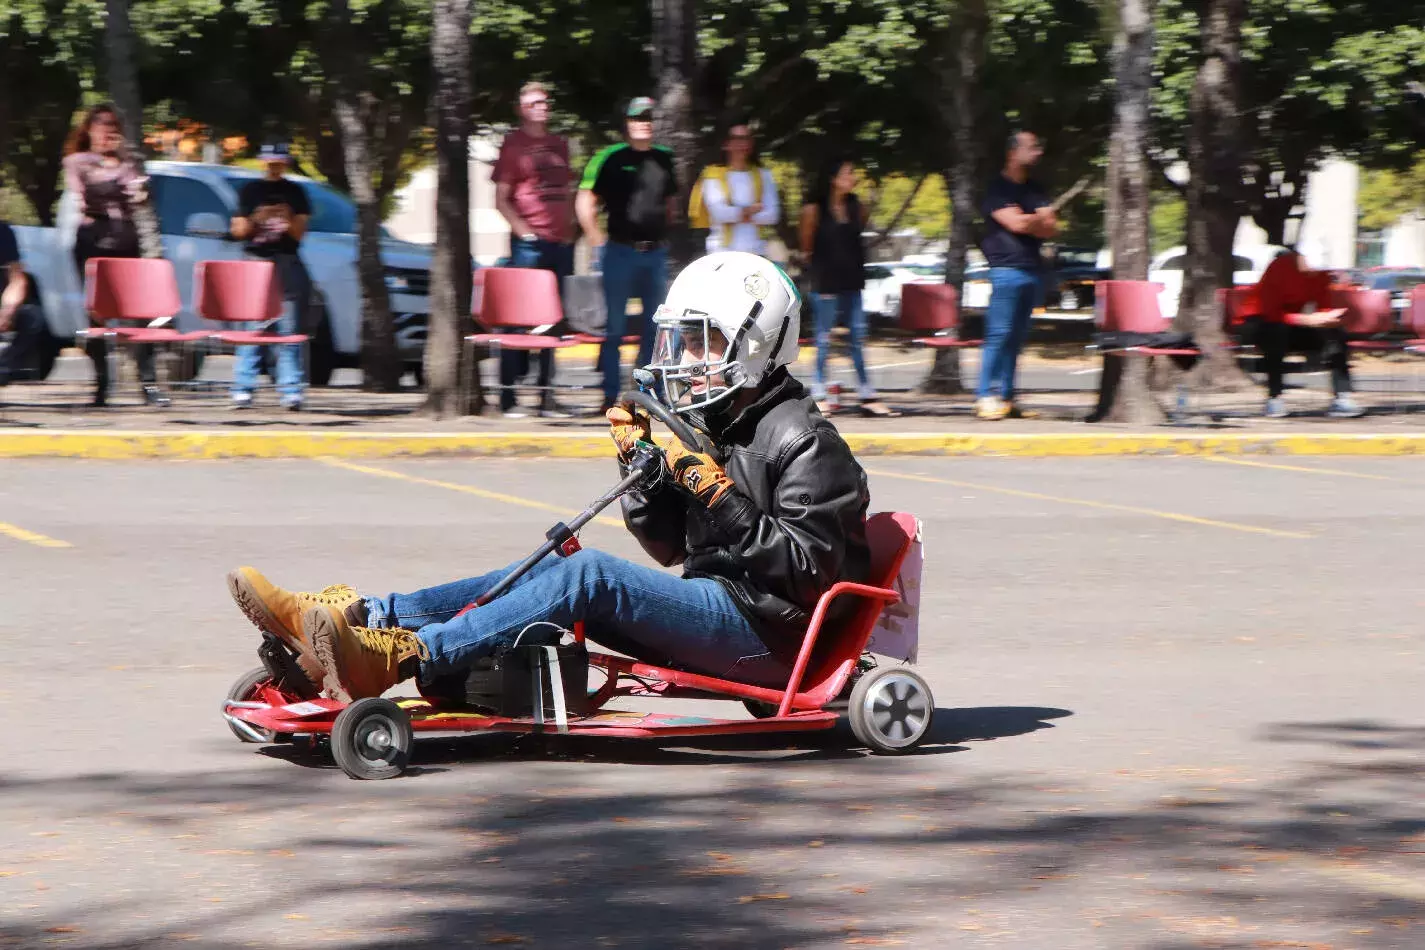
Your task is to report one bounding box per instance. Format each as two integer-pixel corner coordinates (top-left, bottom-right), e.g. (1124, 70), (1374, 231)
(62, 103), (161, 407)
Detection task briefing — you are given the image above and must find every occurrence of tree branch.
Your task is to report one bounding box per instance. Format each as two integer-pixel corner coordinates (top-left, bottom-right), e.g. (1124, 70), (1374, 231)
(868, 175), (927, 248)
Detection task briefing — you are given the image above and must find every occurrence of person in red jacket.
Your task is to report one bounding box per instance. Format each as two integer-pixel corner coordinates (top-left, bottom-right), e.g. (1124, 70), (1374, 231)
(1244, 250), (1362, 419)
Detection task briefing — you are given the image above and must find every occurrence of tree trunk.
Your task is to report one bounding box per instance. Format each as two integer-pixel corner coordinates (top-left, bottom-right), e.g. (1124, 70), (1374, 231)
(103, 0), (161, 259)
(1180, 0), (1251, 391)
(1092, 0), (1162, 424)
(651, 0), (700, 270)
(324, 0), (401, 393)
(426, 0), (477, 417)
(923, 0), (987, 397)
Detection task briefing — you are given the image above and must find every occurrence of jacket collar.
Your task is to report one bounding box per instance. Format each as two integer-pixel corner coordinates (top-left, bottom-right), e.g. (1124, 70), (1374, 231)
(695, 367), (805, 446)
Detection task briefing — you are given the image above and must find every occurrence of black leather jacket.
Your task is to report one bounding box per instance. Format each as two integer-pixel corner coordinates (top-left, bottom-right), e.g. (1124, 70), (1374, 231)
(620, 368), (872, 663)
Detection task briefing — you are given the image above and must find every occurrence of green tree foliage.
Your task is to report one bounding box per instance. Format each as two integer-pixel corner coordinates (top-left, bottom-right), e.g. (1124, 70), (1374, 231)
(1357, 156), (1425, 232)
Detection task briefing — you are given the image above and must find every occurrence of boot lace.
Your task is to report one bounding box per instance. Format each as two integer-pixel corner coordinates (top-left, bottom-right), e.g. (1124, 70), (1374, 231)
(305, 584), (358, 606)
(352, 625), (426, 660)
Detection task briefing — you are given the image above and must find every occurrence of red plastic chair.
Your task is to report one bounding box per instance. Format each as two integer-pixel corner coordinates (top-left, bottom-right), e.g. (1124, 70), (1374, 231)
(1332, 287), (1396, 345)
(1406, 284), (1425, 344)
(79, 257), (209, 398)
(583, 511), (921, 716)
(194, 259), (310, 347)
(1092, 280), (1199, 419)
(902, 283), (980, 349)
(462, 267), (576, 409)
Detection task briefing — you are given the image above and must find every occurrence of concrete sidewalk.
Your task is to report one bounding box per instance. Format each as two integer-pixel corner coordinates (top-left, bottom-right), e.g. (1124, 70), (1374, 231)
(4, 343), (1425, 457)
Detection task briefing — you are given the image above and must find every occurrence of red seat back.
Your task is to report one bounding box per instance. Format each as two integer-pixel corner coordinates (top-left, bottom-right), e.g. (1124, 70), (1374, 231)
(472, 267), (488, 320)
(477, 266), (561, 330)
(898, 283), (959, 332)
(85, 257), (182, 322)
(1331, 287), (1394, 335)
(1217, 285), (1256, 331)
(795, 512), (920, 704)
(193, 259), (285, 324)
(1410, 284), (1425, 338)
(1095, 280), (1168, 333)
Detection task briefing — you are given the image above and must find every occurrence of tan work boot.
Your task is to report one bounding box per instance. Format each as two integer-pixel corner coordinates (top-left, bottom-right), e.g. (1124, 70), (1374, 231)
(975, 396), (1010, 421)
(305, 606), (427, 702)
(1005, 402), (1040, 420)
(227, 567), (363, 682)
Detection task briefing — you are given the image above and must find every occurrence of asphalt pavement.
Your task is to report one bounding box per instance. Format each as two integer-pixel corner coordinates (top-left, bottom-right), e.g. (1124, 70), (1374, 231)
(2, 456), (1423, 948)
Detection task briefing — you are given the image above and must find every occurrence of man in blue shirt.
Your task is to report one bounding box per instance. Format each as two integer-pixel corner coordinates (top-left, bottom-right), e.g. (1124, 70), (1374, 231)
(977, 131), (1058, 420)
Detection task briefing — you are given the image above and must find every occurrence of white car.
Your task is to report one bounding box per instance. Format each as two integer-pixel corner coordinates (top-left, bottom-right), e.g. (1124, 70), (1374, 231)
(862, 262), (942, 321)
(12, 161), (434, 384)
(1148, 244), (1289, 320)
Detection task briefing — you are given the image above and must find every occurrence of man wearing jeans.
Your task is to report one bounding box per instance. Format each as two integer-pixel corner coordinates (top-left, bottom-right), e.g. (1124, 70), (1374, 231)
(225, 252), (873, 704)
(976, 131), (1057, 421)
(229, 142), (310, 410)
(575, 97), (678, 413)
(492, 81), (575, 418)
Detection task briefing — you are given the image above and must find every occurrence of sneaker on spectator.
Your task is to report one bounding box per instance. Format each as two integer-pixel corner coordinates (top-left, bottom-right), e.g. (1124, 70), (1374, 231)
(538, 396), (573, 420)
(975, 396), (1009, 421)
(1327, 395), (1365, 419)
(502, 405), (529, 419)
(1263, 397), (1288, 419)
(232, 391), (254, 410)
(281, 394), (303, 412)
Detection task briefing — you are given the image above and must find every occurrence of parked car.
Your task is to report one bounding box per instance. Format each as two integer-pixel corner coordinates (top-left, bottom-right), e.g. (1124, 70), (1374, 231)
(1361, 268), (1425, 321)
(12, 161), (434, 385)
(1148, 244), (1289, 320)
(1044, 246), (1111, 311)
(862, 261), (942, 323)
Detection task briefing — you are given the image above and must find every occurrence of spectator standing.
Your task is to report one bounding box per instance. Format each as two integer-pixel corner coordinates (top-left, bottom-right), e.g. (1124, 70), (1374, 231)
(1243, 249), (1363, 419)
(977, 130), (1057, 421)
(63, 104), (164, 407)
(229, 142), (310, 411)
(798, 156), (896, 418)
(690, 120), (779, 255)
(0, 220), (47, 386)
(575, 97), (678, 413)
(492, 81), (575, 418)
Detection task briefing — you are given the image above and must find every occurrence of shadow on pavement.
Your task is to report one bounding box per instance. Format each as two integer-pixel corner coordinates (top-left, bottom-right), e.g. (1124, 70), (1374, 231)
(1, 717), (1421, 948)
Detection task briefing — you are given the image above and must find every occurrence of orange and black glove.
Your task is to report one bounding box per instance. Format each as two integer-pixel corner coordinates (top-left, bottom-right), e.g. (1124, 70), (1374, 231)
(663, 439), (736, 507)
(606, 405), (651, 463)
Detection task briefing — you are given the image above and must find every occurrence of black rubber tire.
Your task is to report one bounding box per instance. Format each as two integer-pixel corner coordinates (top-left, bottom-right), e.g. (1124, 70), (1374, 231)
(308, 298), (336, 388)
(743, 699), (778, 719)
(226, 666), (277, 743)
(33, 332), (63, 381)
(331, 698), (413, 780)
(847, 667), (934, 754)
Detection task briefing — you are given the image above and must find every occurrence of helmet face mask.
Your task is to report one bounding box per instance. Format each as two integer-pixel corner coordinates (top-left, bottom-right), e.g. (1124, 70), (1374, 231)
(642, 252), (801, 416)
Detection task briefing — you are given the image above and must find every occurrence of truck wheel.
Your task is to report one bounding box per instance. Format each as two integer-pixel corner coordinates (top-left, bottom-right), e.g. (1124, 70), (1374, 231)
(33, 332), (64, 381)
(308, 299), (336, 388)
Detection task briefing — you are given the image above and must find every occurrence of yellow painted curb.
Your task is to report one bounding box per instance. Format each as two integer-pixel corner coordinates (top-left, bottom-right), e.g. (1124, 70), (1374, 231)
(2, 429), (1425, 459)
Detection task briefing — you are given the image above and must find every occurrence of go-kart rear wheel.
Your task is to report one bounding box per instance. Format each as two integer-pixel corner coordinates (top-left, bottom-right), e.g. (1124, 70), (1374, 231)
(848, 667), (934, 754)
(743, 699), (778, 719)
(226, 667), (277, 743)
(331, 698), (413, 780)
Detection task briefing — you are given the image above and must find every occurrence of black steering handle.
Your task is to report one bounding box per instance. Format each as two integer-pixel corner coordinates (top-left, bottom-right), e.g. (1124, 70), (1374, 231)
(618, 389), (718, 458)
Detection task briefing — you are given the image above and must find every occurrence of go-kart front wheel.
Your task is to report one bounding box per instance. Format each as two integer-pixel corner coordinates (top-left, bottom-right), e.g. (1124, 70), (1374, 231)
(226, 667), (277, 743)
(331, 698), (413, 780)
(848, 667), (934, 754)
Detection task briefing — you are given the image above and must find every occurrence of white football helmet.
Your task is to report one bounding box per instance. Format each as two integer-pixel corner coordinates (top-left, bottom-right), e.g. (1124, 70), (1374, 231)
(644, 251), (801, 414)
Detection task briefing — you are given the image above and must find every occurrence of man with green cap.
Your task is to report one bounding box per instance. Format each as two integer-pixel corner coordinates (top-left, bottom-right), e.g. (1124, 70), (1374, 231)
(575, 96), (679, 413)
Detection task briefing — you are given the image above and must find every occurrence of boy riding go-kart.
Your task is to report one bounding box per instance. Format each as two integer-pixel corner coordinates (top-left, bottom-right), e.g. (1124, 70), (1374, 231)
(224, 251), (934, 778)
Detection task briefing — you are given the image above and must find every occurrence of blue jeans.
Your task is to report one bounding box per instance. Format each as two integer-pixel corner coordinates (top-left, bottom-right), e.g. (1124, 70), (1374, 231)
(811, 291), (873, 400)
(501, 238), (574, 410)
(598, 241), (667, 404)
(232, 253), (309, 399)
(976, 267), (1040, 400)
(364, 548), (791, 688)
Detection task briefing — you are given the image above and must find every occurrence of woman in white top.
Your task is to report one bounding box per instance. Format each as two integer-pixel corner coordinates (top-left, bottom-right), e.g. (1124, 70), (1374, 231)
(696, 122), (780, 255)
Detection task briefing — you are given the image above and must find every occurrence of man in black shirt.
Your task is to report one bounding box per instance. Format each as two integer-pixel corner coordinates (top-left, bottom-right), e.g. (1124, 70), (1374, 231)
(976, 130), (1058, 420)
(0, 220), (47, 386)
(229, 142), (311, 410)
(575, 97), (679, 411)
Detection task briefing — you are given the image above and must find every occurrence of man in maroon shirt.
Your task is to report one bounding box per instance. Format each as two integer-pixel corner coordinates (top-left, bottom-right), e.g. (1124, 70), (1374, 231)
(491, 81), (574, 418)
(1245, 250), (1361, 419)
